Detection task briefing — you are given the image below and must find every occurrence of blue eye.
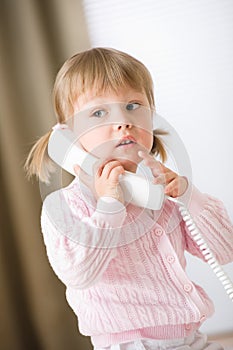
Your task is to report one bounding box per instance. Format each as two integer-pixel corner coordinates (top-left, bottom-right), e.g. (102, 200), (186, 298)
(126, 103), (140, 111)
(92, 109), (107, 118)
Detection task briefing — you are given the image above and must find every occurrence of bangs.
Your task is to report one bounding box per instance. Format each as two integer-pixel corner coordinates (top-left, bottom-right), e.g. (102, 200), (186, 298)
(70, 49), (150, 98)
(54, 48), (154, 120)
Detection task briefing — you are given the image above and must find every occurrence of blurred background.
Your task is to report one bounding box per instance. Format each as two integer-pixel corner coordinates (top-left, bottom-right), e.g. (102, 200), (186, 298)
(0, 0), (233, 349)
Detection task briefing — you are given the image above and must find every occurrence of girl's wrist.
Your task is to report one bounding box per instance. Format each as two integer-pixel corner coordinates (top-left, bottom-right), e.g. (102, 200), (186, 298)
(92, 196), (126, 228)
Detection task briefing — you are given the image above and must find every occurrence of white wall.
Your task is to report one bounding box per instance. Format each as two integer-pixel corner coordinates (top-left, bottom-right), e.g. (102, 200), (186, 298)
(83, 0), (233, 335)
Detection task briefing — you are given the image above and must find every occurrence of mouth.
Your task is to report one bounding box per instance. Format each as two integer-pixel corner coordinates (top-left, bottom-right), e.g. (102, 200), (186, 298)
(116, 136), (136, 147)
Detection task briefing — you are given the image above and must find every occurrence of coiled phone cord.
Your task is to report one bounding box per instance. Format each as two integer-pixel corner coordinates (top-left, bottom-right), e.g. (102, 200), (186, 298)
(173, 199), (233, 302)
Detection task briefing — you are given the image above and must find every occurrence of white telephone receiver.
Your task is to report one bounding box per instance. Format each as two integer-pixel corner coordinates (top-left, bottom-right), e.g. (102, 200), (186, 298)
(47, 124), (233, 302)
(48, 127), (165, 210)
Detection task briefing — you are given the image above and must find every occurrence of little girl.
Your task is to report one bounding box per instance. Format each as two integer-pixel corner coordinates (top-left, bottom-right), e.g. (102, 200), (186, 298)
(25, 47), (233, 350)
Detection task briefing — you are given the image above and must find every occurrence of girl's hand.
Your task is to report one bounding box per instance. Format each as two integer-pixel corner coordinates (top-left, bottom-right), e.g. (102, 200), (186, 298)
(74, 160), (125, 203)
(94, 160), (125, 203)
(138, 151), (188, 198)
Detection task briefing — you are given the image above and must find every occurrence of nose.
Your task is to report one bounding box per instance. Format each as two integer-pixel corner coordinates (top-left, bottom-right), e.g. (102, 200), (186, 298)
(113, 113), (133, 131)
(111, 104), (133, 130)
(114, 123), (132, 131)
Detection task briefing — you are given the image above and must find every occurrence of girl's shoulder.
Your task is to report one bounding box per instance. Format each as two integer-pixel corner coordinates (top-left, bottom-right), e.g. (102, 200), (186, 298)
(42, 177), (93, 221)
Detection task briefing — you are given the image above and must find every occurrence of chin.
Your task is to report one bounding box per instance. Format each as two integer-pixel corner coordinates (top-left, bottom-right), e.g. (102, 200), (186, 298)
(116, 158), (138, 173)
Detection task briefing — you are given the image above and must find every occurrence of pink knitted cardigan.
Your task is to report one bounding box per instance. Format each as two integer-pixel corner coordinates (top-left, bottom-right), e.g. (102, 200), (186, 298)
(41, 178), (233, 348)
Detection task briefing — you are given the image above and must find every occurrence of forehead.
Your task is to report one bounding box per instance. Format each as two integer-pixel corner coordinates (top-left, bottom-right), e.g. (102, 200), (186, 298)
(75, 87), (149, 112)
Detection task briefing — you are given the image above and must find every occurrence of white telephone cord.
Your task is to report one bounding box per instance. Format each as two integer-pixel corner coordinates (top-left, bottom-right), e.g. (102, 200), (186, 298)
(171, 199), (233, 302)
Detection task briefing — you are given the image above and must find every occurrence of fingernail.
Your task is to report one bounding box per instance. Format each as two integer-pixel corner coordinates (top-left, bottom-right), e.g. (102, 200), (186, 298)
(73, 165), (80, 173)
(138, 151), (144, 157)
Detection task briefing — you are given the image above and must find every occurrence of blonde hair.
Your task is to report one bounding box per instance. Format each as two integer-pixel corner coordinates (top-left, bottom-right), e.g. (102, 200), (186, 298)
(25, 47), (167, 183)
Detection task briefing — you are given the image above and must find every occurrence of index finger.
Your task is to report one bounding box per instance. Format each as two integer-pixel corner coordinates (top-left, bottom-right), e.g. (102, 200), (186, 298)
(97, 159), (123, 179)
(138, 150), (165, 175)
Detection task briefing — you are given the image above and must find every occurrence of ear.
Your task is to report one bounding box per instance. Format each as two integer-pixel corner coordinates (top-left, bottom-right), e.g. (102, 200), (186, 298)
(150, 132), (157, 154)
(150, 111), (158, 154)
(150, 112), (168, 162)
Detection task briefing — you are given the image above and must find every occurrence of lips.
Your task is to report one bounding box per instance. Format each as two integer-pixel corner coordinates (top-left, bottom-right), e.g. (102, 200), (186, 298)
(116, 136), (136, 147)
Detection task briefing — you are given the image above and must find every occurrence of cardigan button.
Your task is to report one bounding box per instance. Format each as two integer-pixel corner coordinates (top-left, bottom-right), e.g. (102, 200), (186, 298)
(183, 283), (192, 292)
(167, 255), (175, 264)
(155, 228), (163, 236)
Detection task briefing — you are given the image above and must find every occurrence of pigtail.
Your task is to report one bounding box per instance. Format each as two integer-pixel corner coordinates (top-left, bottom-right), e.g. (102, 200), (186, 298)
(150, 129), (168, 163)
(24, 131), (55, 184)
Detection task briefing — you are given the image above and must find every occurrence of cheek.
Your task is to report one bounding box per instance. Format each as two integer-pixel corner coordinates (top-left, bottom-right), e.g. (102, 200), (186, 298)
(139, 129), (154, 150)
(79, 127), (110, 152)
(137, 116), (153, 149)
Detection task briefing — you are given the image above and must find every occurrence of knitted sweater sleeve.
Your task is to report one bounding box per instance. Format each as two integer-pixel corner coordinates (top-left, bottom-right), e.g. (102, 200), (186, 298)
(41, 190), (126, 290)
(182, 185), (233, 264)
